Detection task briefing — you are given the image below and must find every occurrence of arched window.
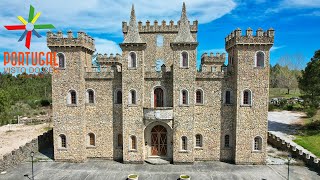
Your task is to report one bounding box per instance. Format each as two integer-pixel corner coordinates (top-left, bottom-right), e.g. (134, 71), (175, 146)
(225, 135), (230, 148)
(88, 133), (95, 146)
(118, 134), (123, 147)
(243, 90), (252, 105)
(195, 134), (202, 147)
(156, 35), (164, 47)
(181, 52), (188, 68)
(60, 134), (66, 148)
(254, 136), (262, 150)
(131, 136), (137, 150)
(128, 52), (137, 68)
(225, 90), (231, 104)
(87, 89), (95, 104)
(211, 66), (216, 72)
(67, 90), (77, 105)
(181, 136), (187, 150)
(181, 90), (189, 105)
(154, 87), (164, 107)
(195, 89), (203, 104)
(57, 53), (65, 68)
(129, 90), (137, 105)
(115, 90), (122, 104)
(256, 51), (264, 67)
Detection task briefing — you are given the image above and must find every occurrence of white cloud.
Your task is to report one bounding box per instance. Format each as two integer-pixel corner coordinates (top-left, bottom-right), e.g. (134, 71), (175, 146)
(270, 45), (286, 52)
(0, 0), (236, 34)
(95, 38), (122, 55)
(266, 0), (320, 13)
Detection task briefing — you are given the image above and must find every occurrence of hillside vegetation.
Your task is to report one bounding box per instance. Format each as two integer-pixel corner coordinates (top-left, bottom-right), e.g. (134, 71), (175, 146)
(0, 72), (52, 125)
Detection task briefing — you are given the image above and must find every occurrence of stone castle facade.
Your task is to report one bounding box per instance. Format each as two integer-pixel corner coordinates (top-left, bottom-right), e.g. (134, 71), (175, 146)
(47, 3), (274, 164)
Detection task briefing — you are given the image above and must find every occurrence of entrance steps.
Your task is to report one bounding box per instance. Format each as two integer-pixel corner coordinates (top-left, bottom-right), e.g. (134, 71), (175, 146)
(145, 158), (170, 165)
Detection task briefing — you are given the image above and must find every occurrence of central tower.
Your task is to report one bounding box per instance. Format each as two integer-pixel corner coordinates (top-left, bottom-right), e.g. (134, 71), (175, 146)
(170, 3), (198, 164)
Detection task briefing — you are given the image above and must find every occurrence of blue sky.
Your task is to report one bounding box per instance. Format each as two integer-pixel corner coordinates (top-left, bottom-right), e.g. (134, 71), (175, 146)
(0, 0), (319, 72)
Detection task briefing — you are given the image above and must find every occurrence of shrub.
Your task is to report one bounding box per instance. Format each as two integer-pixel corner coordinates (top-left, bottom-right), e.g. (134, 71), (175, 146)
(285, 104), (294, 111)
(27, 100), (39, 109)
(279, 99), (287, 108)
(40, 99), (51, 107)
(268, 104), (276, 111)
(39, 111), (47, 115)
(306, 107), (317, 118)
(305, 120), (320, 130)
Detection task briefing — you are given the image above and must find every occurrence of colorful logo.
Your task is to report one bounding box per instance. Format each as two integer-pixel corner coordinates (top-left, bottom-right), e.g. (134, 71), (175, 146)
(4, 5), (55, 49)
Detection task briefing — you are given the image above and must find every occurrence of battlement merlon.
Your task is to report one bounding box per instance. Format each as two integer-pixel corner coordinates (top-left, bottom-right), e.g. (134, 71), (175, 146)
(201, 52), (226, 65)
(225, 28), (274, 51)
(47, 31), (95, 53)
(96, 53), (122, 65)
(122, 20), (198, 33)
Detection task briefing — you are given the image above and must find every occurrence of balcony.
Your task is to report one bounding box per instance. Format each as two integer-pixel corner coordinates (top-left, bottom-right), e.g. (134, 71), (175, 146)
(143, 107), (173, 120)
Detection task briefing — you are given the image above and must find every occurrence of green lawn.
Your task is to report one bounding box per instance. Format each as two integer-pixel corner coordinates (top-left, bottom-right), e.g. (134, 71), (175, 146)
(293, 110), (320, 158)
(294, 133), (320, 157)
(269, 88), (301, 99)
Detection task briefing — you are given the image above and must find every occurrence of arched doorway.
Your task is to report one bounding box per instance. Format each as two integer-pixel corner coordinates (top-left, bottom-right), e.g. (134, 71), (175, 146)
(151, 125), (167, 156)
(154, 88), (164, 107)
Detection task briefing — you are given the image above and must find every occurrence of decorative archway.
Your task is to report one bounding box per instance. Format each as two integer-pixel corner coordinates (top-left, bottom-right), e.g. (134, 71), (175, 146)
(154, 88), (164, 107)
(151, 125), (167, 156)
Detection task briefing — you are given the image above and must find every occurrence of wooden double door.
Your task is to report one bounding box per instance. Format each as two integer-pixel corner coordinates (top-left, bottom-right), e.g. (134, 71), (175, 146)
(151, 125), (167, 156)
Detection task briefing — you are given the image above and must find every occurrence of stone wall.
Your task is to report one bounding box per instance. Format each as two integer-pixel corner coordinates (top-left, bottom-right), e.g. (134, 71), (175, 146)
(0, 130), (53, 172)
(267, 132), (320, 172)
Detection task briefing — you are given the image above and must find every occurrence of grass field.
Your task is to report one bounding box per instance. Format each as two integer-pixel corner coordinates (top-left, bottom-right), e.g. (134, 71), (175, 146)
(293, 110), (320, 158)
(294, 133), (320, 157)
(269, 88), (301, 99)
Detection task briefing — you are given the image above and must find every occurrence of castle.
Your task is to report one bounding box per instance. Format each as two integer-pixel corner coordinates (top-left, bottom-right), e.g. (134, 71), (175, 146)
(47, 3), (274, 164)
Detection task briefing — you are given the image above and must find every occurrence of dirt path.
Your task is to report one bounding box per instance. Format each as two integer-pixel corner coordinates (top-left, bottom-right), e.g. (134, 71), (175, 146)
(0, 123), (51, 159)
(268, 111), (317, 159)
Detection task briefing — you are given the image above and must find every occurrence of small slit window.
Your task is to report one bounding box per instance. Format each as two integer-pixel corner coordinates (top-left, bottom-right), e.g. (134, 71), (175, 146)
(129, 90), (137, 105)
(225, 90), (231, 104)
(181, 52), (189, 68)
(181, 136), (187, 150)
(254, 136), (262, 150)
(196, 89), (203, 104)
(88, 133), (95, 146)
(67, 90), (77, 105)
(87, 89), (95, 104)
(256, 51), (264, 67)
(115, 90), (122, 104)
(225, 135), (230, 148)
(195, 134), (202, 147)
(57, 53), (65, 68)
(118, 134), (123, 147)
(243, 90), (252, 105)
(131, 136), (137, 150)
(60, 134), (66, 148)
(181, 90), (189, 105)
(128, 52), (137, 68)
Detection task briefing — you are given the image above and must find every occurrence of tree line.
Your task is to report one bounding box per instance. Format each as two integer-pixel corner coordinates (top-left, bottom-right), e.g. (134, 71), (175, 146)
(270, 49), (320, 107)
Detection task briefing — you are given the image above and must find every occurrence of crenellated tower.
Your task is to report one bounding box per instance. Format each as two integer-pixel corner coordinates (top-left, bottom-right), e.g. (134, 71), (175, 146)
(200, 52), (226, 72)
(120, 5), (147, 163)
(47, 30), (95, 162)
(225, 27), (274, 164)
(170, 2), (198, 164)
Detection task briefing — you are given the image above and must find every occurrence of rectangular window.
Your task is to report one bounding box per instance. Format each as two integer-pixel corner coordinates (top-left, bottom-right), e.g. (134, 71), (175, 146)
(226, 91), (231, 104)
(182, 136), (187, 150)
(225, 135), (230, 148)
